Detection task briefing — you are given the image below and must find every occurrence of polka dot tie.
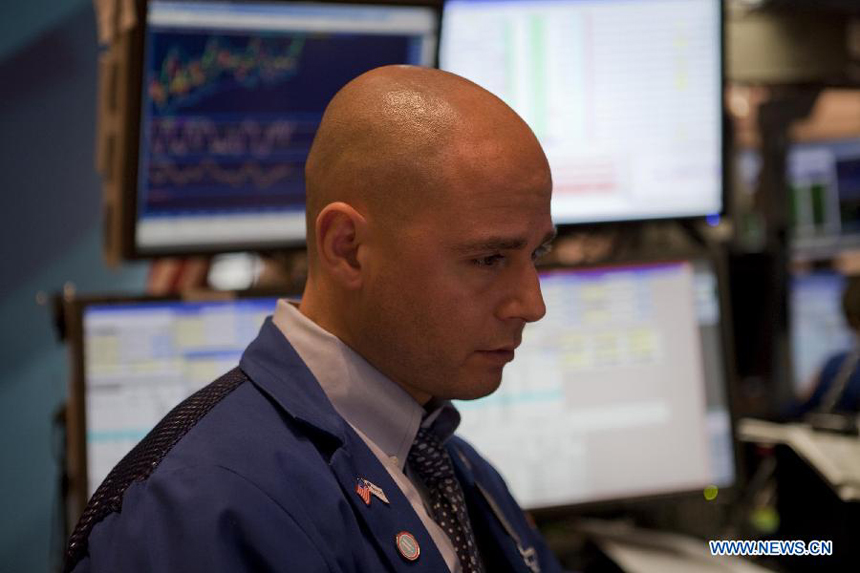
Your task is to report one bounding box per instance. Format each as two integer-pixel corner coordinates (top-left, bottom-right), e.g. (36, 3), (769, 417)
(408, 427), (485, 573)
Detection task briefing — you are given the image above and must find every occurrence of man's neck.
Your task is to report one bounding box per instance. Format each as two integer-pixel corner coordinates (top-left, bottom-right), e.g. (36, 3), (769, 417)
(298, 292), (433, 405)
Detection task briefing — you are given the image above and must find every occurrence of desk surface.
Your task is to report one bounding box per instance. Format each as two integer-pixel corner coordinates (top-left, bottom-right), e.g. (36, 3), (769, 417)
(737, 418), (860, 502)
(577, 519), (775, 573)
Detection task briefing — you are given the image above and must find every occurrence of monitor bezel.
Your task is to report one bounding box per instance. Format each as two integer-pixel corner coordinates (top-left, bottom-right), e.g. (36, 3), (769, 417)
(119, 0), (444, 260)
(510, 248), (742, 517)
(439, 0), (728, 228)
(61, 287), (298, 526)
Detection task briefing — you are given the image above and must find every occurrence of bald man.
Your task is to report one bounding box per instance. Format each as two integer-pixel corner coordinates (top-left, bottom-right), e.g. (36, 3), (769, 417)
(65, 66), (563, 573)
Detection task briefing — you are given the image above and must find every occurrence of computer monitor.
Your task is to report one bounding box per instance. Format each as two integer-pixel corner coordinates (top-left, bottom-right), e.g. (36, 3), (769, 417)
(789, 139), (860, 238)
(737, 139), (860, 253)
(439, 0), (724, 225)
(789, 271), (854, 396)
(130, 0), (439, 256)
(63, 294), (282, 515)
(455, 258), (736, 510)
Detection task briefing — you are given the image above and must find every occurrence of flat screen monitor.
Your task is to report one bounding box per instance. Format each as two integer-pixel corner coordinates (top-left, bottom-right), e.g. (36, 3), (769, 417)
(455, 258), (735, 510)
(66, 295), (279, 502)
(737, 139), (860, 258)
(788, 140), (860, 239)
(789, 272), (854, 395)
(440, 0), (723, 225)
(134, 0), (439, 255)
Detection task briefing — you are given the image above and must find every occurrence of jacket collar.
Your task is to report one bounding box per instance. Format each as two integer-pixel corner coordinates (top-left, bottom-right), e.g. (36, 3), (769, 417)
(239, 317), (347, 447)
(272, 300), (426, 471)
(238, 317), (451, 572)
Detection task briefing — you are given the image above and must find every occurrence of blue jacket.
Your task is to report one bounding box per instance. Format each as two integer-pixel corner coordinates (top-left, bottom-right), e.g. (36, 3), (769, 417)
(792, 350), (860, 417)
(73, 318), (564, 572)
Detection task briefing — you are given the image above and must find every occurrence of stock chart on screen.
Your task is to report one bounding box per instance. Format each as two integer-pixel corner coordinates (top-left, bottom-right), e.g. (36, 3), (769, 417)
(136, 1), (438, 253)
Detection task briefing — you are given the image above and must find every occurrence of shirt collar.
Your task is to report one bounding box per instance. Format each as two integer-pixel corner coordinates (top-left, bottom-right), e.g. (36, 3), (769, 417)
(273, 300), (460, 470)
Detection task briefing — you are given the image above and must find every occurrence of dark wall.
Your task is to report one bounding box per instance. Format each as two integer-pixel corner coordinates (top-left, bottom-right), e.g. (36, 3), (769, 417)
(0, 5), (147, 571)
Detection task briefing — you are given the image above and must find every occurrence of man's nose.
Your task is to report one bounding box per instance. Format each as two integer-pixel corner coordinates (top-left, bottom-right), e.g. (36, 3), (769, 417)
(497, 263), (546, 323)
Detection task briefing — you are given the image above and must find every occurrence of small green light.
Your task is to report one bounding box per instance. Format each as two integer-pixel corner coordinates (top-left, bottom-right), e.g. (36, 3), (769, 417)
(750, 507), (780, 534)
(704, 485), (719, 501)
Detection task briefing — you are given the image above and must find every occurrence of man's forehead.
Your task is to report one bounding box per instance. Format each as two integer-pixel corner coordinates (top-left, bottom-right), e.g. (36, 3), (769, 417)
(449, 225), (557, 254)
(439, 139), (552, 207)
(425, 164), (553, 243)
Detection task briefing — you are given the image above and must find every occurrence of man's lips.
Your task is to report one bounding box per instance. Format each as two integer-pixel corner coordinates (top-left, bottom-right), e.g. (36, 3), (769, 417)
(475, 345), (518, 364)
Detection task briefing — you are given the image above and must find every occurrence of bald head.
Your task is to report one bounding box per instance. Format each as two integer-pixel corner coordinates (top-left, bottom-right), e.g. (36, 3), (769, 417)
(303, 65), (549, 264)
(298, 65), (555, 404)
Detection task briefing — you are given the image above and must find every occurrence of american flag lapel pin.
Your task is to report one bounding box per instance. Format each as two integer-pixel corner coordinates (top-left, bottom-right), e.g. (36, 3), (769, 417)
(364, 479), (389, 504)
(355, 478), (372, 506)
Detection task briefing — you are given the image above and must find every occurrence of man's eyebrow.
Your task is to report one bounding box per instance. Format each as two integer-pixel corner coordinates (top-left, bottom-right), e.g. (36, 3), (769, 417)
(454, 227), (557, 254)
(541, 227), (558, 246)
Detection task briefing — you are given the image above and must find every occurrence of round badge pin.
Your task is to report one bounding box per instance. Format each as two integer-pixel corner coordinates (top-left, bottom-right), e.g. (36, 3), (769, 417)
(395, 531), (420, 561)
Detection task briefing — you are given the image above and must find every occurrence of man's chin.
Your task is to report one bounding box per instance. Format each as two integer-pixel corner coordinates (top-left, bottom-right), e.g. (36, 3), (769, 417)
(450, 370), (504, 401)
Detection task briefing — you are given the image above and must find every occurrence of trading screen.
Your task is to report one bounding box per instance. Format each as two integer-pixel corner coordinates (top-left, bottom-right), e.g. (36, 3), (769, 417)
(82, 297), (277, 495)
(136, 0), (438, 253)
(441, 0), (722, 224)
(790, 272), (854, 396)
(787, 139), (860, 239)
(456, 260), (735, 509)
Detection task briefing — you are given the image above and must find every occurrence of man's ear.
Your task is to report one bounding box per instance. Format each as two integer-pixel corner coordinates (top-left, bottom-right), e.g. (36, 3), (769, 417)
(314, 202), (367, 289)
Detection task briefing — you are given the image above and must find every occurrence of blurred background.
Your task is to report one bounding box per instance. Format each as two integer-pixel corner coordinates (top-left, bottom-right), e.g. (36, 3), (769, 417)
(1, 0), (860, 571)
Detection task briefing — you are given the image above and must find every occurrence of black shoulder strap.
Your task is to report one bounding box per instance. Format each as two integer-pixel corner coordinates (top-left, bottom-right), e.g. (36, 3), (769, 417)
(64, 367), (249, 572)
